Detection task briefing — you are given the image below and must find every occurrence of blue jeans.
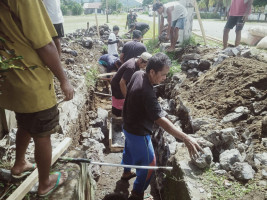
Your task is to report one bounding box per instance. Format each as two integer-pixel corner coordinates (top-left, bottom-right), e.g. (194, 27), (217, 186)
(122, 129), (156, 193)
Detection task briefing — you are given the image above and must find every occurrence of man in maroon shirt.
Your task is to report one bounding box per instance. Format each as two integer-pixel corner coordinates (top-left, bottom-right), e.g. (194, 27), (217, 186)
(111, 52), (152, 117)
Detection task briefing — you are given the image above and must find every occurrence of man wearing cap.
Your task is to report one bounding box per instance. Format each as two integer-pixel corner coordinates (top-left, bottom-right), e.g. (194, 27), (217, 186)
(120, 30), (147, 64)
(111, 52), (152, 117)
(121, 53), (203, 200)
(128, 22), (150, 36)
(153, 2), (187, 51)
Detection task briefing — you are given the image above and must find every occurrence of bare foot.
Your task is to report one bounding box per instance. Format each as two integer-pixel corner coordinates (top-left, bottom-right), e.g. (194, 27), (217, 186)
(166, 46), (175, 52)
(11, 160), (35, 175)
(38, 171), (68, 196)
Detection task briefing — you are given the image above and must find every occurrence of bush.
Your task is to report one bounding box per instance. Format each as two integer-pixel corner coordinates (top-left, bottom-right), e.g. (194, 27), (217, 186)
(61, 0), (83, 16)
(181, 36), (197, 48)
(194, 12), (221, 19)
(145, 39), (160, 54)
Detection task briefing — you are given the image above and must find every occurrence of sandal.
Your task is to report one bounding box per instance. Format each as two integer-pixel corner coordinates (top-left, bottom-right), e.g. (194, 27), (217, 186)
(38, 171), (68, 197)
(12, 163), (36, 179)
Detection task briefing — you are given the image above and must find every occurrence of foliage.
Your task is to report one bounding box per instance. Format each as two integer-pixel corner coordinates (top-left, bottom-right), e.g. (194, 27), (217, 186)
(86, 66), (99, 87)
(61, 0), (83, 16)
(181, 36), (197, 48)
(253, 0), (267, 7)
(101, 0), (122, 13)
(168, 60), (181, 77)
(0, 37), (37, 73)
(194, 12), (221, 19)
(145, 39), (160, 54)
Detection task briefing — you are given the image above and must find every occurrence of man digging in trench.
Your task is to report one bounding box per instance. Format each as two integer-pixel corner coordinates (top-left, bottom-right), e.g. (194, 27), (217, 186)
(0, 0), (74, 197)
(121, 53), (203, 200)
(111, 52), (152, 117)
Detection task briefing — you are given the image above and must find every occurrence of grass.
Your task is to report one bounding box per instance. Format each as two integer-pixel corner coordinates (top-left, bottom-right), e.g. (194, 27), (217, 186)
(85, 65), (99, 87)
(202, 169), (258, 200)
(63, 13), (158, 40)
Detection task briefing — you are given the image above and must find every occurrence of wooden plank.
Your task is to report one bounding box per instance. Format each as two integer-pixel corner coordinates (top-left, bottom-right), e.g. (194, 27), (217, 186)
(94, 92), (111, 97)
(95, 13), (100, 39)
(192, 31), (235, 46)
(7, 137), (72, 200)
(194, 0), (207, 45)
(108, 117), (124, 152)
(97, 72), (117, 78)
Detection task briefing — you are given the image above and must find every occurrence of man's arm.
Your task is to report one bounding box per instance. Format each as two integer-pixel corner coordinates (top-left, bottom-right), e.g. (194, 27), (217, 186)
(160, 15), (165, 33)
(119, 78), (127, 98)
(156, 117), (203, 159)
(243, 0), (253, 20)
(36, 41), (74, 101)
(120, 53), (124, 63)
(108, 39), (119, 45)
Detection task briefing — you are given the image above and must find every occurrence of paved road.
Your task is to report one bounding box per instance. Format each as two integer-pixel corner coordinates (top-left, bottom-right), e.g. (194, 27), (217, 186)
(139, 14), (266, 43)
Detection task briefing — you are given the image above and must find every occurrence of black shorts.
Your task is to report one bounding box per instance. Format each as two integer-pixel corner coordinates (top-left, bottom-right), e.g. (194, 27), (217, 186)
(15, 105), (61, 137)
(225, 16), (245, 31)
(53, 23), (64, 38)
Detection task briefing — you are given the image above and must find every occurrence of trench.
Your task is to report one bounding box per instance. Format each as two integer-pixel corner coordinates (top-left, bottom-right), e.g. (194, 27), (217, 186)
(70, 76), (194, 200)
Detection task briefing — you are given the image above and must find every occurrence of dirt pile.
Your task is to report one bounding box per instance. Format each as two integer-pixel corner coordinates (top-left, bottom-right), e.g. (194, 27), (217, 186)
(176, 57), (267, 120)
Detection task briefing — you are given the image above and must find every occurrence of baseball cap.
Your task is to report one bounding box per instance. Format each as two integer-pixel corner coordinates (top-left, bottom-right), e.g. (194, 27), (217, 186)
(139, 52), (152, 62)
(132, 30), (142, 39)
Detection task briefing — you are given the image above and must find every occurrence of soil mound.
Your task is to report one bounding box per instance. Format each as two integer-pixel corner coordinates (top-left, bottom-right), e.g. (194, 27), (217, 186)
(177, 57), (267, 120)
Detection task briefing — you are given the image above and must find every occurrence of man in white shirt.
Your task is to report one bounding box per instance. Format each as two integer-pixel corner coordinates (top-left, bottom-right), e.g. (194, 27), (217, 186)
(43, 0), (64, 57)
(108, 25), (120, 57)
(153, 2), (187, 51)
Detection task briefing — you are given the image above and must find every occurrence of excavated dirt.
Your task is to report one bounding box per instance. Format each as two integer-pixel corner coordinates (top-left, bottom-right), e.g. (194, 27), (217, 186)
(176, 57), (267, 119)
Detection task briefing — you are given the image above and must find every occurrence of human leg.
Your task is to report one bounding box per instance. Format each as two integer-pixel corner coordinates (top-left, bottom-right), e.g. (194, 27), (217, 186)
(11, 128), (34, 176)
(235, 17), (245, 47)
(223, 16), (238, 49)
(235, 30), (242, 47)
(169, 27), (179, 50)
(132, 135), (156, 194)
(223, 28), (231, 49)
(33, 135), (68, 195)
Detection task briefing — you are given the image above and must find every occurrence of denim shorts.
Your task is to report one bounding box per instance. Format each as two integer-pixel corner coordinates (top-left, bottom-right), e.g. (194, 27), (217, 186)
(15, 105), (61, 137)
(172, 17), (186, 29)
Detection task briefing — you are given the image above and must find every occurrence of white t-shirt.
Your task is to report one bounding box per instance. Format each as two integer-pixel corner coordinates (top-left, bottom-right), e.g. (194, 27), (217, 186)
(163, 2), (188, 22)
(43, 0), (64, 24)
(108, 32), (118, 55)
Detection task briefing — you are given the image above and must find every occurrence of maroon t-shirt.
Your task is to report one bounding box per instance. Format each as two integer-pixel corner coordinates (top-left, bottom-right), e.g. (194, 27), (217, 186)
(111, 58), (138, 99)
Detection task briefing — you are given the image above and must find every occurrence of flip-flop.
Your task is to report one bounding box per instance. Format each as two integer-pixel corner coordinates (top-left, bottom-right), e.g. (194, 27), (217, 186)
(12, 163), (36, 179)
(38, 171), (68, 197)
(121, 172), (136, 181)
(144, 193), (154, 200)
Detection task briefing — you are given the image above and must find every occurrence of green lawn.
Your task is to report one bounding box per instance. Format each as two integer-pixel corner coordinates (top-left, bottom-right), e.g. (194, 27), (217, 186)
(63, 13), (158, 39)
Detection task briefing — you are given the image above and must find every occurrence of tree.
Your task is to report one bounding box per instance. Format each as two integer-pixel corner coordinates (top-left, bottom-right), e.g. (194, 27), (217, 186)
(101, 0), (122, 13)
(253, 0), (267, 7)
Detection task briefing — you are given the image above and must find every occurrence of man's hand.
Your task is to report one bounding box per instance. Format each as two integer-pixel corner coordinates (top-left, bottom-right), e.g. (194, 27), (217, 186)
(183, 135), (203, 159)
(165, 34), (170, 41)
(242, 15), (248, 22)
(60, 80), (74, 101)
